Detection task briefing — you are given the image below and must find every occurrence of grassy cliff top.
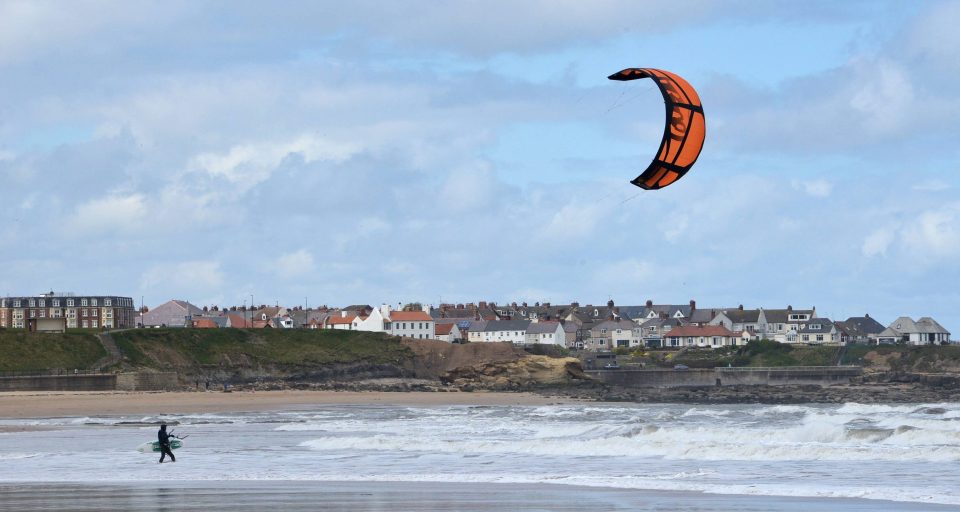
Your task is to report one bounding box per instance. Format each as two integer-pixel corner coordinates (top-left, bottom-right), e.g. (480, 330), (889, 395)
(110, 328), (412, 370)
(0, 330), (106, 372)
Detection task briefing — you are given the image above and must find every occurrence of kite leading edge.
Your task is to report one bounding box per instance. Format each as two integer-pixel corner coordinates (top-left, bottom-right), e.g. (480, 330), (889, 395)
(608, 68), (705, 190)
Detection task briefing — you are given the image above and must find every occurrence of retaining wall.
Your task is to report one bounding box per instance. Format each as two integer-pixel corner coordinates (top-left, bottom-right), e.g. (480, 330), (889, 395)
(0, 372), (178, 392)
(587, 366), (862, 388)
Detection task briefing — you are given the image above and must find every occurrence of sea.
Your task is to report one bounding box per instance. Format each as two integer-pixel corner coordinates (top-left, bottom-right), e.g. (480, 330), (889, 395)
(2, 401), (959, 511)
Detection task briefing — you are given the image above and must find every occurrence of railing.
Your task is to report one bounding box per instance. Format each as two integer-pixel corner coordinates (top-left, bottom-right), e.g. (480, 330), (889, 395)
(716, 366), (860, 371)
(0, 368), (109, 378)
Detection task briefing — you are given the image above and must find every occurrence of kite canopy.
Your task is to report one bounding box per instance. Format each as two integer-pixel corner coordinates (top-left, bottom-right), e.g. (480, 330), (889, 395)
(608, 68), (705, 190)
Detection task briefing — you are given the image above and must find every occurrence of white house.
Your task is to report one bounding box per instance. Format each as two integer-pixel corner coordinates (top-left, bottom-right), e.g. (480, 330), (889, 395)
(662, 325), (742, 348)
(797, 318), (840, 344)
(478, 320), (531, 344)
(355, 307), (388, 332)
(524, 321), (565, 345)
(386, 310), (435, 339)
(877, 317), (951, 345)
(434, 322), (463, 342)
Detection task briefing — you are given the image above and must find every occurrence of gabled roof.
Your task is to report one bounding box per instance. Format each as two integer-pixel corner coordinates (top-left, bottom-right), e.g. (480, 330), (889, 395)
(888, 316), (918, 333)
(916, 317), (950, 334)
(481, 320), (531, 332)
(639, 317), (684, 328)
(798, 318), (835, 334)
(844, 315), (886, 335)
(526, 322), (562, 334)
(225, 314), (250, 328)
(720, 308), (762, 323)
(763, 308), (815, 323)
(192, 318), (219, 328)
(663, 325), (736, 338)
(435, 323), (455, 336)
(327, 315), (357, 325)
(389, 311), (432, 322)
(688, 309), (721, 324)
(592, 319), (638, 331)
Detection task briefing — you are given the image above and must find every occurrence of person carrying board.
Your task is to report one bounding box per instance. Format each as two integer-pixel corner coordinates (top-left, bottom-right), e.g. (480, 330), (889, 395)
(158, 424), (176, 463)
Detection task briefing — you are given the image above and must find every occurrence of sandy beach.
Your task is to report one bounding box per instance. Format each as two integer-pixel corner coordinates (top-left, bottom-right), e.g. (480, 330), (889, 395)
(0, 390), (581, 419)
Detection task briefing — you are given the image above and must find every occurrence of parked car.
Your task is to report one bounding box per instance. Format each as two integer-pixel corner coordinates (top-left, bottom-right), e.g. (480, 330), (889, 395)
(673, 364), (689, 371)
(603, 363), (620, 370)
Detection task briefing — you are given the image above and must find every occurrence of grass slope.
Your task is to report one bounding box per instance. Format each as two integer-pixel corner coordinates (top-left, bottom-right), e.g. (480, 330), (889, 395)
(0, 330), (107, 372)
(111, 328), (412, 370)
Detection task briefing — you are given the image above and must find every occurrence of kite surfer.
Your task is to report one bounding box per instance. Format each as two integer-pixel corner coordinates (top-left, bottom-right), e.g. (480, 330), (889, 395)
(158, 423), (176, 463)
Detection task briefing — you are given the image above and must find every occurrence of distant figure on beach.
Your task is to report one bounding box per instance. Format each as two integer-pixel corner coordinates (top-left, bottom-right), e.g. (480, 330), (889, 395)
(158, 424), (176, 463)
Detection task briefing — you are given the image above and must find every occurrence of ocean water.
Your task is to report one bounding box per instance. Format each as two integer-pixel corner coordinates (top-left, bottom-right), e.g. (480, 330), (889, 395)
(1, 401), (959, 509)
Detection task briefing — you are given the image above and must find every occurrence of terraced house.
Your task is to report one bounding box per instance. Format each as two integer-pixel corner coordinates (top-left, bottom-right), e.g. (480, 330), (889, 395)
(0, 292), (136, 331)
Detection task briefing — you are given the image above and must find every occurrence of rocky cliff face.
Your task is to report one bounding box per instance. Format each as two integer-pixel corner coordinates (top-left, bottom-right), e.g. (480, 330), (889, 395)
(440, 356), (589, 390)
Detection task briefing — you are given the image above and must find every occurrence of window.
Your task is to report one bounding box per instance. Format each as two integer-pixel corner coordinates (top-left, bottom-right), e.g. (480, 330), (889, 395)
(91, 299), (98, 306)
(38, 309), (46, 318)
(802, 335), (810, 342)
(53, 309), (62, 318)
(92, 319), (98, 328)
(816, 334), (824, 342)
(52, 299), (60, 307)
(67, 299), (74, 307)
(105, 299), (112, 307)
(13, 300), (20, 307)
(81, 299), (88, 306)
(600, 328), (607, 334)
(29, 299), (35, 307)
(82, 320), (89, 328)
(38, 299), (45, 307)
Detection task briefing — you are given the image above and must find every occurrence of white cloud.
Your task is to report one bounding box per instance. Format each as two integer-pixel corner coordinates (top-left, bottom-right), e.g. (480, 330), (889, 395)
(913, 179), (951, 192)
(792, 178), (833, 197)
(140, 260), (225, 293)
(849, 60), (914, 135)
(275, 249), (316, 279)
(438, 161), (499, 212)
(900, 204), (960, 261)
(66, 194), (146, 236)
(189, 134), (360, 189)
(862, 226), (896, 257)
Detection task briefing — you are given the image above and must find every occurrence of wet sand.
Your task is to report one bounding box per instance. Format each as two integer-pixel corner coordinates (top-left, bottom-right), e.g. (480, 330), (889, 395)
(1, 481), (953, 512)
(0, 390), (581, 418)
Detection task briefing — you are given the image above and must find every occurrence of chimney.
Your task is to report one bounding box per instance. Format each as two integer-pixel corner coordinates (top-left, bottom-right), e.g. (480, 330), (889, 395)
(544, 302), (550, 308)
(738, 304), (744, 310)
(607, 299), (614, 309)
(865, 313), (870, 318)
(479, 301), (487, 310)
(787, 305), (793, 311)
(690, 299), (696, 310)
(522, 302), (528, 307)
(571, 302), (579, 308)
(511, 302), (517, 308)
(646, 299), (653, 308)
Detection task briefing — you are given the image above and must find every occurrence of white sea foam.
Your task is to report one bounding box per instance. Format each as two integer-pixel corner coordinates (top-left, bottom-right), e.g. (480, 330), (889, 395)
(3, 402), (960, 505)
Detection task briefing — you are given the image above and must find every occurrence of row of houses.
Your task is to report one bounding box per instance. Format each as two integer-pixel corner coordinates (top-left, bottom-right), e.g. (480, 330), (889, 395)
(139, 298), (952, 350)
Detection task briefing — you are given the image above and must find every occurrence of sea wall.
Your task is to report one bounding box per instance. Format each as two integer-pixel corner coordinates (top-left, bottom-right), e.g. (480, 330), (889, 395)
(0, 372), (178, 392)
(116, 372), (179, 391)
(0, 374), (116, 391)
(587, 366), (862, 388)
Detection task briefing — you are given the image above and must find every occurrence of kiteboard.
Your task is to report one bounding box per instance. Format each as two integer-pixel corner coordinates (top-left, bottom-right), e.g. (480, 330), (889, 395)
(136, 439), (183, 453)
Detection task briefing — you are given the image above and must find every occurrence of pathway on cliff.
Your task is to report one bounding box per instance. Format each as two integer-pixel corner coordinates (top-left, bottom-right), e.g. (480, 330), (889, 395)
(90, 330), (125, 370)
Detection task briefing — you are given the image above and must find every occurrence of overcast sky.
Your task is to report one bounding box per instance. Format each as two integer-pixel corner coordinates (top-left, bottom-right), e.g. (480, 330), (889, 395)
(1, 0), (958, 330)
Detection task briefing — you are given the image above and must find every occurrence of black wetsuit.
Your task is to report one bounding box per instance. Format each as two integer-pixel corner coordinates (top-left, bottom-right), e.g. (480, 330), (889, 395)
(158, 426), (176, 463)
